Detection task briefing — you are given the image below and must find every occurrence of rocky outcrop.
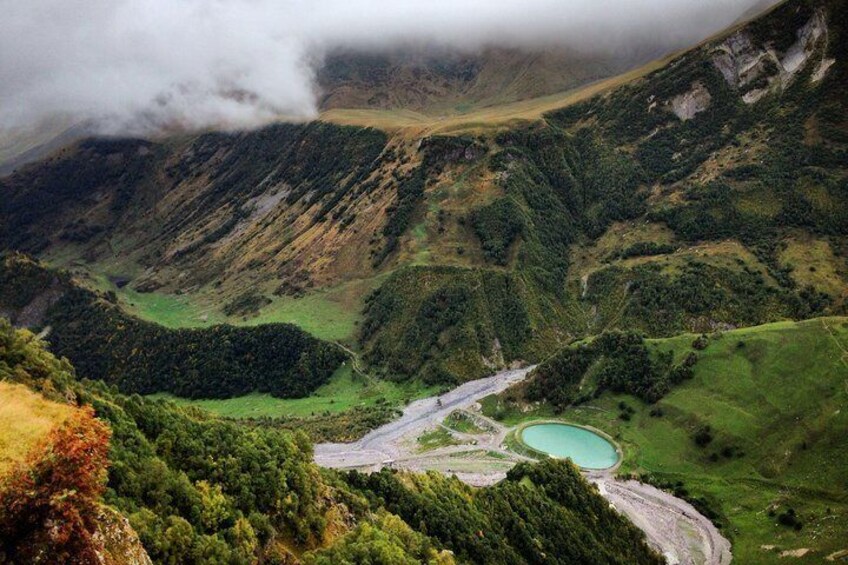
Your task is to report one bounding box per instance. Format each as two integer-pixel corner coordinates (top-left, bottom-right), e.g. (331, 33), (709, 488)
(811, 57), (836, 83)
(780, 9), (827, 77)
(670, 82), (712, 121)
(93, 505), (153, 565)
(713, 32), (765, 89)
(712, 9), (828, 104)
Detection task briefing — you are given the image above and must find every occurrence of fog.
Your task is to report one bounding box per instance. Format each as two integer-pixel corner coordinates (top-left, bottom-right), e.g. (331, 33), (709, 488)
(0, 0), (773, 133)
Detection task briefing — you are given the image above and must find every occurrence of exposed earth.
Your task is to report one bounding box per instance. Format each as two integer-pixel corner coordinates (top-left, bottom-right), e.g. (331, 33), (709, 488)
(315, 366), (732, 565)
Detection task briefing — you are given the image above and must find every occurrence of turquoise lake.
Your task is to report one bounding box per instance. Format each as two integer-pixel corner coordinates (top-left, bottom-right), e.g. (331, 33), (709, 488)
(520, 423), (619, 469)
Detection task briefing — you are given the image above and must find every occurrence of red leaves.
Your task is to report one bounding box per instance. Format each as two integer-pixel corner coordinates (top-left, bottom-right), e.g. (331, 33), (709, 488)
(0, 406), (112, 564)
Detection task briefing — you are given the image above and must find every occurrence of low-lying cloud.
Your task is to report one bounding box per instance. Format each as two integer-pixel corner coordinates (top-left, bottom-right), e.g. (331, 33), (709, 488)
(1, 0), (771, 133)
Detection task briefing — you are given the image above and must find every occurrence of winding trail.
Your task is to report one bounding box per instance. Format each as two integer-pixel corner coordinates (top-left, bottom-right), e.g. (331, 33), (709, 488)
(314, 366), (732, 564)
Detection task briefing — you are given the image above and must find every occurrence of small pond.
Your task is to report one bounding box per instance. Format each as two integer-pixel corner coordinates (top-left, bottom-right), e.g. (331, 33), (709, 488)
(520, 423), (619, 470)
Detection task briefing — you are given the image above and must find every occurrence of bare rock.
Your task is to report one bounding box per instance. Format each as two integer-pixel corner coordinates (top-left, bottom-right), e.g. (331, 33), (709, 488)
(93, 505), (153, 565)
(670, 82), (712, 121)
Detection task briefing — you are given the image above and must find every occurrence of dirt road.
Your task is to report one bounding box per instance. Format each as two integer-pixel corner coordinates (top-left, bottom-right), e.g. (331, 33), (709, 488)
(314, 366), (732, 564)
(314, 366), (531, 469)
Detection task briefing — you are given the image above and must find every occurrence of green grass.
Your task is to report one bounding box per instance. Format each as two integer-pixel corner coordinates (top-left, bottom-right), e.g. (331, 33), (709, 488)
(242, 291), (362, 342)
(491, 317), (848, 563)
(443, 411), (485, 434)
(43, 251), (382, 342)
(120, 287), (224, 328)
(102, 272), (377, 342)
(118, 287), (362, 342)
(417, 428), (460, 452)
(149, 365), (440, 419)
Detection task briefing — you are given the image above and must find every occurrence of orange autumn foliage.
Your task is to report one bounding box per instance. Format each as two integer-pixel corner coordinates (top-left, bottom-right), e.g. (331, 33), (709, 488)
(0, 406), (111, 564)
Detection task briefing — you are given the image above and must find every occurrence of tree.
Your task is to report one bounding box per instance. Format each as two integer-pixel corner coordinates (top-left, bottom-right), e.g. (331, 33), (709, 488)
(0, 406), (111, 563)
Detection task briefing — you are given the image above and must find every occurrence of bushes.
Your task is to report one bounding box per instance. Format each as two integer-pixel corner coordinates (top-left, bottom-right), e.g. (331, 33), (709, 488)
(775, 507), (804, 531)
(694, 426), (714, 447)
(611, 241), (678, 260)
(221, 290), (272, 317)
(345, 460), (662, 565)
(619, 262), (814, 336)
(0, 407), (112, 563)
(359, 266), (536, 383)
(374, 167), (425, 266)
(307, 512), (451, 565)
(524, 331), (695, 411)
(471, 197), (525, 265)
(484, 127), (645, 293)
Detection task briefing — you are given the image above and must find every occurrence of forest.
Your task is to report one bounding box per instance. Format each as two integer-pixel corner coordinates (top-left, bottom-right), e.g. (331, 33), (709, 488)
(519, 331), (698, 411)
(0, 254), (345, 399)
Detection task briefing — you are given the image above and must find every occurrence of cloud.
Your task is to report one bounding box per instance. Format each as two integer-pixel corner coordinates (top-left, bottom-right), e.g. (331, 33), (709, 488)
(0, 0), (771, 133)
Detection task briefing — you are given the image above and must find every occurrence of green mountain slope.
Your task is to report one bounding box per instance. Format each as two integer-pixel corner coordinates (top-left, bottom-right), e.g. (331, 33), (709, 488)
(493, 317), (848, 562)
(0, 253), (344, 399)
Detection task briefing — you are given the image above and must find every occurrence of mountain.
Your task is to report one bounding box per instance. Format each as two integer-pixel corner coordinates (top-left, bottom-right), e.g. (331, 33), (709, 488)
(316, 44), (663, 114)
(3, 0), (843, 387)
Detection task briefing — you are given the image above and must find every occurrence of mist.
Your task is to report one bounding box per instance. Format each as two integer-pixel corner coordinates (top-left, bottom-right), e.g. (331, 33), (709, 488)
(1, 0), (774, 133)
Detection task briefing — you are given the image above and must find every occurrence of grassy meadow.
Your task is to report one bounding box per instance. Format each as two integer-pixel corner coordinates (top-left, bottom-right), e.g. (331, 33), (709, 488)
(149, 365), (440, 420)
(0, 381), (74, 475)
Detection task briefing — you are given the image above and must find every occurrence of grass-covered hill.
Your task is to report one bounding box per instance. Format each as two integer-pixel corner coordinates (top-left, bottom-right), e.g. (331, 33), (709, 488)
(0, 318), (664, 564)
(491, 317), (848, 562)
(1, 0), (846, 388)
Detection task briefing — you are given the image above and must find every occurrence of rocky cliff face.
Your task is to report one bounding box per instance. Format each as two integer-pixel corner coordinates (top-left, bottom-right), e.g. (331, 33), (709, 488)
(712, 7), (830, 103)
(94, 506), (153, 565)
(670, 81), (712, 120)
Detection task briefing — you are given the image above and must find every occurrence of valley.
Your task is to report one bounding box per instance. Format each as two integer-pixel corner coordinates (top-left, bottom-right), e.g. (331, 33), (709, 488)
(315, 365), (733, 565)
(1, 0), (847, 563)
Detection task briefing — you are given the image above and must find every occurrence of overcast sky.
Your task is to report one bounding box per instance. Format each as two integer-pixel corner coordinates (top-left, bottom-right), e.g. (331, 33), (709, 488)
(0, 0), (772, 133)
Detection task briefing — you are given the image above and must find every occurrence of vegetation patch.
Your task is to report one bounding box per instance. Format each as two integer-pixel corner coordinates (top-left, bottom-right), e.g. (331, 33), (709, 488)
(417, 428), (461, 452)
(443, 410), (486, 434)
(0, 380), (73, 475)
(515, 331), (698, 411)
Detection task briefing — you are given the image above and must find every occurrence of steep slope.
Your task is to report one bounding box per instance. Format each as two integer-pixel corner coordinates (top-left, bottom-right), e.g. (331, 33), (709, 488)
(1, 0), (846, 387)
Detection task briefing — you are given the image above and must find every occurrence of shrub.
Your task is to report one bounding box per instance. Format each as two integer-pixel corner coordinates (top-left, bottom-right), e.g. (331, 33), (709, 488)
(0, 407), (112, 563)
(694, 426), (714, 447)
